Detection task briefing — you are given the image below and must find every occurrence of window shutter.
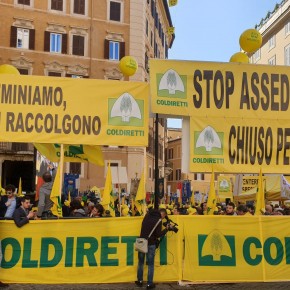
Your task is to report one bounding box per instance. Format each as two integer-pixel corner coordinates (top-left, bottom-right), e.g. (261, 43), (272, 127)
(10, 26), (17, 47)
(72, 35), (84, 56)
(104, 39), (109, 59)
(119, 42), (125, 59)
(44, 31), (50, 52)
(79, 36), (84, 56)
(62, 33), (67, 54)
(29, 29), (35, 50)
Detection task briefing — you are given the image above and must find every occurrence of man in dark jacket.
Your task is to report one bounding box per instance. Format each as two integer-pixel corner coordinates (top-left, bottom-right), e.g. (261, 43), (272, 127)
(36, 171), (54, 219)
(135, 209), (167, 289)
(13, 197), (35, 227)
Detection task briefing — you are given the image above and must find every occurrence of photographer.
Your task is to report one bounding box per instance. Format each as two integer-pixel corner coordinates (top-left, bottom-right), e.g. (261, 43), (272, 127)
(159, 208), (179, 234)
(135, 208), (168, 289)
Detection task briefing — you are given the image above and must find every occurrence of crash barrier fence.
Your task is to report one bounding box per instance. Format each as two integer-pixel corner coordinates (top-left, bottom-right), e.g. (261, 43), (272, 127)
(0, 216), (290, 284)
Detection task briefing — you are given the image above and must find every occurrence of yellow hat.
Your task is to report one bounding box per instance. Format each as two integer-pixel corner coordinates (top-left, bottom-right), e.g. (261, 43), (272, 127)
(159, 204), (166, 209)
(167, 204), (173, 210)
(187, 207), (197, 215)
(122, 207), (129, 216)
(121, 204), (128, 209)
(166, 209), (171, 215)
(64, 200), (70, 207)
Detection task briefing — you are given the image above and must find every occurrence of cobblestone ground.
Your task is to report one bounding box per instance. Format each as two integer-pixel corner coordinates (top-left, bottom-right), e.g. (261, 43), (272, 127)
(6, 282), (290, 290)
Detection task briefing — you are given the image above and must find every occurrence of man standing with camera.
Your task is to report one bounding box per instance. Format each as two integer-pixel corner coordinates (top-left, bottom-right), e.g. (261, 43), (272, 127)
(135, 208), (167, 289)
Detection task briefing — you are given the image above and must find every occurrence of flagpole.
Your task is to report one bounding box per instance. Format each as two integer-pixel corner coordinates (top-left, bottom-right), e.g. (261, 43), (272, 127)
(143, 147), (146, 216)
(59, 144), (64, 200)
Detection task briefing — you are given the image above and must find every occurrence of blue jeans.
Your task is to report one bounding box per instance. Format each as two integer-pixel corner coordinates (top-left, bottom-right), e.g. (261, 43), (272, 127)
(137, 244), (156, 285)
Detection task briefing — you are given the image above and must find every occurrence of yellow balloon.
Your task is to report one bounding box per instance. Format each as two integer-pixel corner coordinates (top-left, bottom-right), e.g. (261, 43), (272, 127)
(229, 52), (249, 63)
(0, 64), (20, 75)
(119, 56), (138, 77)
(239, 29), (262, 53)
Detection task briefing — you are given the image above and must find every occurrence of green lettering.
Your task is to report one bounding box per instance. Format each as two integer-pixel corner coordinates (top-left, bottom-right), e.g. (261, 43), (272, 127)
(243, 237), (262, 266)
(101, 237), (119, 266)
(285, 238), (290, 264)
(1, 238), (21, 269)
(22, 238), (38, 268)
(65, 237), (74, 267)
(40, 238), (63, 268)
(76, 237), (98, 267)
(121, 236), (136, 266)
(264, 237), (283, 265)
(159, 236), (167, 265)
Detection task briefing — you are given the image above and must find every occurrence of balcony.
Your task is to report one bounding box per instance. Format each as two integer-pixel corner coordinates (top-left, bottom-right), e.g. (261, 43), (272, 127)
(0, 142), (33, 154)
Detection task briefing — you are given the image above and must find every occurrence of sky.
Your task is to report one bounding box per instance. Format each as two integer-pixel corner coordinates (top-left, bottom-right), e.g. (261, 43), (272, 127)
(167, 0), (280, 128)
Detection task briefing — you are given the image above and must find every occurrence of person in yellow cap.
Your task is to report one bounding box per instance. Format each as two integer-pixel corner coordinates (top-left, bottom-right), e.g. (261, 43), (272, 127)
(187, 207), (198, 215)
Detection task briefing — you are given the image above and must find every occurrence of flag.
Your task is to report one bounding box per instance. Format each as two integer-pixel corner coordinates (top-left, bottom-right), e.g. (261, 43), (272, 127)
(17, 177), (22, 197)
(206, 169), (216, 215)
(50, 167), (63, 217)
(255, 168), (265, 216)
(0, 177), (5, 196)
(34, 144), (104, 166)
(168, 27), (175, 34)
(168, 0), (178, 6)
(68, 191), (71, 203)
(135, 172), (145, 215)
(100, 164), (115, 217)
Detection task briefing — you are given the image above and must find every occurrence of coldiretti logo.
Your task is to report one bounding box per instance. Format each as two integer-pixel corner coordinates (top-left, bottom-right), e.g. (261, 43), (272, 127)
(198, 230), (236, 266)
(157, 69), (187, 99)
(194, 126), (223, 155)
(108, 93), (144, 127)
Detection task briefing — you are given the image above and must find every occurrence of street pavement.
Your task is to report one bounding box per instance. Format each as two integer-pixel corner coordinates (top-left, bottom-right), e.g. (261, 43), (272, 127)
(6, 282), (290, 289)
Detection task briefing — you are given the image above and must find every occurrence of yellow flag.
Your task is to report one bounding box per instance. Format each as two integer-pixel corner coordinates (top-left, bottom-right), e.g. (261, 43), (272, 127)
(168, 27), (175, 34)
(0, 177), (5, 196)
(168, 0), (178, 6)
(17, 177), (22, 197)
(206, 169), (216, 215)
(100, 164), (115, 217)
(255, 168), (265, 216)
(68, 191), (71, 203)
(50, 167), (63, 217)
(135, 172), (145, 215)
(34, 144), (104, 166)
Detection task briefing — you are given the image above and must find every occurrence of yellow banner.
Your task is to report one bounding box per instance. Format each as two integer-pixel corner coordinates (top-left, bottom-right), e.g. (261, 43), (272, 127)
(183, 216), (290, 282)
(217, 176), (233, 201)
(190, 117), (290, 173)
(34, 143), (104, 166)
(0, 75), (148, 146)
(149, 59), (290, 119)
(0, 217), (182, 283)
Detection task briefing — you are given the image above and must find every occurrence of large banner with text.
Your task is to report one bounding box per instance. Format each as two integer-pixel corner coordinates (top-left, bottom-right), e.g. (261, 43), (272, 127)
(0, 217), (182, 283)
(1, 217), (290, 283)
(190, 117), (290, 173)
(183, 216), (290, 282)
(149, 59), (290, 119)
(0, 75), (148, 146)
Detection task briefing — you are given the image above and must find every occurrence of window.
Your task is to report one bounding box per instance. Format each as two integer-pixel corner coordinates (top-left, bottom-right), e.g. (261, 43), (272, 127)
(48, 72), (62, 77)
(149, 166), (152, 179)
(146, 19), (149, 36)
(194, 173), (204, 181)
(110, 1), (121, 21)
(18, 68), (29, 75)
(285, 44), (290, 65)
(167, 171), (173, 181)
(72, 35), (84, 56)
(12, 143), (28, 151)
(150, 31), (153, 47)
(10, 26), (35, 50)
(252, 49), (261, 63)
(268, 35), (275, 50)
(18, 0), (30, 4)
(51, 0), (63, 11)
(176, 169), (181, 181)
(69, 162), (81, 175)
(104, 39), (125, 60)
(268, 55), (276, 65)
(17, 28), (29, 49)
(44, 31), (67, 54)
(50, 33), (62, 53)
(285, 21), (290, 36)
(168, 148), (173, 159)
(73, 0), (85, 14)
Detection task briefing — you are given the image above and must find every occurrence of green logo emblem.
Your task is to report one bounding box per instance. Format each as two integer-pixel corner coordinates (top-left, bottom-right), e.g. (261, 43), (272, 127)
(198, 230), (236, 266)
(219, 179), (230, 192)
(194, 126), (223, 155)
(157, 69), (187, 99)
(108, 93), (144, 127)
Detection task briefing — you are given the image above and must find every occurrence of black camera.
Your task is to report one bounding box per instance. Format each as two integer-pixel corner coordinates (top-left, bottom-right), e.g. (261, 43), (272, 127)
(163, 216), (179, 233)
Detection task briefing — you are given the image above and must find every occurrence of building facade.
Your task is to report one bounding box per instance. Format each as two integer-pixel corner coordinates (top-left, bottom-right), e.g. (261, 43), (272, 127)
(0, 0), (174, 194)
(251, 0), (290, 66)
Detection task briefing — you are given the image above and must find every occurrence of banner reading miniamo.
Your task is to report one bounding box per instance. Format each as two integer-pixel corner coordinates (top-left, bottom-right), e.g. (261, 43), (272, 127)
(0, 75), (148, 146)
